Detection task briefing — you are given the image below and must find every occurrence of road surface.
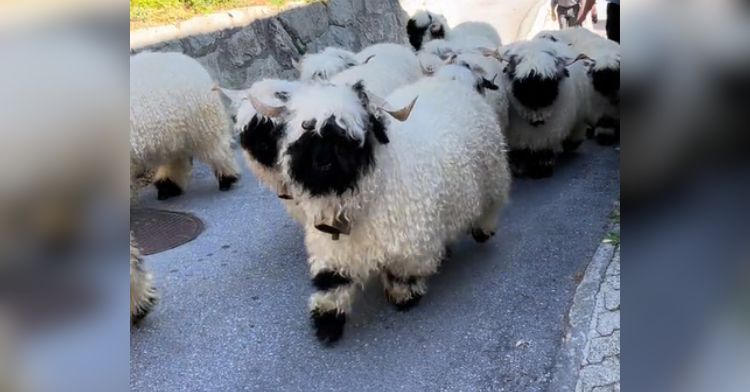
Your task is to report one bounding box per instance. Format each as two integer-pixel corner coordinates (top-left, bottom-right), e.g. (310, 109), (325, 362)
(130, 139), (618, 391)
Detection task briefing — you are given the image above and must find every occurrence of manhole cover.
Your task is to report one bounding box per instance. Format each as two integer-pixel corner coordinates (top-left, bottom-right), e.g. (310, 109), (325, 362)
(130, 208), (204, 255)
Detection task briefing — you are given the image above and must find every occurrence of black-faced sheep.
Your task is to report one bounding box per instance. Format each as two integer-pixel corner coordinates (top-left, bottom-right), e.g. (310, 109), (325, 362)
(498, 39), (591, 178)
(130, 52), (240, 200)
(536, 28), (620, 145)
(253, 71), (510, 343)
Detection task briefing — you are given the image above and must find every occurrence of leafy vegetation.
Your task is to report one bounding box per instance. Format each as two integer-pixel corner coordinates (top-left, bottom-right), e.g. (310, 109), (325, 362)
(130, 0), (288, 30)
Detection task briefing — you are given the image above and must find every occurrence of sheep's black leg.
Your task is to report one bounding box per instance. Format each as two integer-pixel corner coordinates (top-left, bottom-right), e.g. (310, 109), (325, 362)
(309, 269), (355, 344)
(508, 149), (530, 177)
(382, 269), (427, 311)
(562, 137), (584, 153)
(594, 116), (620, 146)
(217, 174), (239, 191)
(526, 149), (555, 178)
(154, 178), (183, 200)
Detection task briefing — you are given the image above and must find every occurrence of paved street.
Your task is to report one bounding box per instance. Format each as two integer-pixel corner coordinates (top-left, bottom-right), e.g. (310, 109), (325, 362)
(130, 139), (618, 391)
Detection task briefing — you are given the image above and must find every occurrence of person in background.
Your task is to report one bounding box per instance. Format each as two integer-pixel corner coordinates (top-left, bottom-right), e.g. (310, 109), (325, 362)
(578, 0), (620, 42)
(551, 0), (582, 29)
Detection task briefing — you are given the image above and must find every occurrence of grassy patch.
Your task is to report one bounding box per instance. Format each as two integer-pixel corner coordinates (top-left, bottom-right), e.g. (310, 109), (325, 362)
(603, 231), (620, 246)
(130, 0), (290, 30)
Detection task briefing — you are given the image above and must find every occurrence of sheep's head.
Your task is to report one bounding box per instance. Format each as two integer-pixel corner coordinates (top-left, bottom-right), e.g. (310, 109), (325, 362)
(406, 10), (448, 50)
(501, 41), (589, 111)
(435, 61), (499, 95)
(294, 47), (358, 81)
(219, 79), (299, 173)
(274, 81), (416, 197)
(590, 56), (621, 105)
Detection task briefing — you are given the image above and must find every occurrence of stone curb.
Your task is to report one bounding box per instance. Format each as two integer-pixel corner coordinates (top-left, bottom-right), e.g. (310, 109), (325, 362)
(548, 220), (620, 391)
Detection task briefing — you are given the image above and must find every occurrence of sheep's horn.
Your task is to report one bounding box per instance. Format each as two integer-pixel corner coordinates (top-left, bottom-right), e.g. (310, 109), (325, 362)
(443, 53), (458, 64)
(363, 54), (376, 64)
(384, 96), (418, 122)
(481, 48), (506, 62)
(419, 61), (435, 75)
(565, 53), (592, 66)
(249, 94), (285, 118)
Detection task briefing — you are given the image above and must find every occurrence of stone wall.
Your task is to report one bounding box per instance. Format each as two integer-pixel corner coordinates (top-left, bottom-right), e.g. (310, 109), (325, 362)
(131, 0), (409, 89)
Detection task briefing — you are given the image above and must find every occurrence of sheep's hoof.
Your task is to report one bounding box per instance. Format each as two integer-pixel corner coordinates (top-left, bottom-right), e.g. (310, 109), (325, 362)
(218, 175), (239, 191)
(154, 179), (183, 200)
(311, 309), (346, 344)
(471, 228), (494, 243)
(595, 132), (618, 146)
(393, 293), (423, 312)
(562, 138), (583, 153)
(131, 294), (157, 325)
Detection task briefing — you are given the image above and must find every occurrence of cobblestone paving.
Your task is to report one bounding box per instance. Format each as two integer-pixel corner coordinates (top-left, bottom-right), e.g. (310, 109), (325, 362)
(575, 246), (621, 392)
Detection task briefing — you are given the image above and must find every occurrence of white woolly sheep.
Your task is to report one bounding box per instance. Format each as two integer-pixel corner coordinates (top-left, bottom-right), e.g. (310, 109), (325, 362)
(131, 232), (156, 324)
(498, 38), (592, 178)
(219, 79), (307, 224)
(407, 9), (502, 51)
(259, 71), (510, 343)
(353, 43), (422, 83)
(536, 28), (620, 145)
(330, 47), (421, 98)
(130, 52), (240, 200)
(447, 51), (511, 131)
(294, 46), (357, 81)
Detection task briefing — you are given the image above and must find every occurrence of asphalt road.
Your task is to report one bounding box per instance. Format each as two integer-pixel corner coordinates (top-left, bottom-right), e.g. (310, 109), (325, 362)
(130, 139), (619, 392)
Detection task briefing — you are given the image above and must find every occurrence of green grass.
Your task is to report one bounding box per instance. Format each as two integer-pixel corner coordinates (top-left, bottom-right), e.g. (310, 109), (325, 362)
(130, 0), (290, 30)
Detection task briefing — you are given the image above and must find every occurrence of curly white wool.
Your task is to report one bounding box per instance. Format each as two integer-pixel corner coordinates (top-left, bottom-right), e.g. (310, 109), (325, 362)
(297, 47), (357, 80)
(452, 52), (510, 130)
(130, 51), (239, 192)
(330, 47), (421, 98)
(279, 78), (510, 315)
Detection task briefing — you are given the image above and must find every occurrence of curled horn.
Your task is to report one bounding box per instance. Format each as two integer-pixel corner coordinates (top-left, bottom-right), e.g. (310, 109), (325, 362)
(419, 59), (435, 75)
(365, 90), (418, 122)
(481, 47), (507, 62)
(384, 96), (418, 122)
(249, 94), (286, 118)
(363, 54), (376, 64)
(291, 57), (302, 71)
(565, 53), (593, 66)
(443, 52), (458, 64)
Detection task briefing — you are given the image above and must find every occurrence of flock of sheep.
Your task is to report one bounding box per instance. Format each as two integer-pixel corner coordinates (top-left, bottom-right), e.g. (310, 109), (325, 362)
(129, 9), (620, 344)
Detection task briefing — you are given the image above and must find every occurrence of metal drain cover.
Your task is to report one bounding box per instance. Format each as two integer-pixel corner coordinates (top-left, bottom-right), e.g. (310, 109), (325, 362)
(130, 208), (204, 255)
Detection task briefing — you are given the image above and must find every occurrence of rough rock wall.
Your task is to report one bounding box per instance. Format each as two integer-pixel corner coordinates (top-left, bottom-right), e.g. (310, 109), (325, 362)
(132, 0), (409, 89)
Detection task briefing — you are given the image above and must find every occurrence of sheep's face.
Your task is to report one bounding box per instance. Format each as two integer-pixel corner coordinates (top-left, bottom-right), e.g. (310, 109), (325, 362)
(228, 79), (299, 169)
(407, 10), (447, 50)
(281, 82), (390, 197)
(239, 115), (286, 169)
(503, 44), (571, 111)
(591, 65), (620, 104)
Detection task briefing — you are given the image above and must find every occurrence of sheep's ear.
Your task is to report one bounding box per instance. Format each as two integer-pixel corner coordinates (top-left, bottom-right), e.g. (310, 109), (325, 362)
(481, 77), (499, 91)
(351, 80), (370, 108)
(291, 58), (302, 71)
